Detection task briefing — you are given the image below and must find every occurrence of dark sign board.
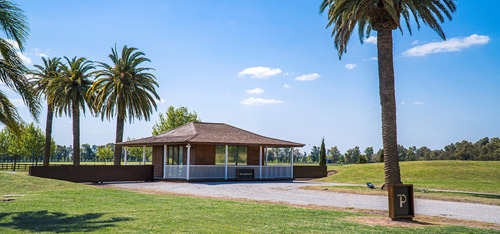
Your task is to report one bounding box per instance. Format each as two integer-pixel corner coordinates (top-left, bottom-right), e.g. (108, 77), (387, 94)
(236, 168), (255, 180)
(388, 184), (415, 220)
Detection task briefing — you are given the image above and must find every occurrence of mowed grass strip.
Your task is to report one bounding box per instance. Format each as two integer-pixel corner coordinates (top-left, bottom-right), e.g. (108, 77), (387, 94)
(0, 172), (492, 233)
(301, 186), (500, 206)
(316, 161), (500, 194)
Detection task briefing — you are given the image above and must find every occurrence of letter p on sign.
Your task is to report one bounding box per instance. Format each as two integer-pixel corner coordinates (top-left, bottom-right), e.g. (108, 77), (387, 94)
(397, 194), (406, 207)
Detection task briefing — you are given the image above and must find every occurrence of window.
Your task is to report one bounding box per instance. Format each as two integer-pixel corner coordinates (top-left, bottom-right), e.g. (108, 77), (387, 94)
(215, 145), (247, 165)
(167, 146), (184, 165)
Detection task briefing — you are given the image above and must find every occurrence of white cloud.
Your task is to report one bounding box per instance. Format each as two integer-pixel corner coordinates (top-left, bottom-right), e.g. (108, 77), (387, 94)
(283, 72), (291, 76)
(245, 87), (264, 95)
(362, 57), (377, 61)
(17, 52), (31, 64)
(295, 73), (320, 81)
(345, 63), (357, 70)
(402, 34), (490, 57)
(36, 53), (48, 57)
(238, 66), (282, 79)
(365, 36), (377, 44)
(411, 40), (419, 45)
(9, 98), (25, 107)
(283, 84), (290, 88)
(155, 98), (166, 103)
(241, 97), (283, 105)
(400, 102), (406, 105)
(5, 39), (20, 49)
(414, 102), (424, 105)
(5, 39), (31, 64)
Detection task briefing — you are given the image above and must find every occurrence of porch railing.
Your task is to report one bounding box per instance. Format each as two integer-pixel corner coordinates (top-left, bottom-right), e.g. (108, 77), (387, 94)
(163, 165), (291, 180)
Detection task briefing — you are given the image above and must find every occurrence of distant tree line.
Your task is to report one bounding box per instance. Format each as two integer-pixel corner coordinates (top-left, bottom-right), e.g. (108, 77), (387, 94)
(320, 137), (500, 164)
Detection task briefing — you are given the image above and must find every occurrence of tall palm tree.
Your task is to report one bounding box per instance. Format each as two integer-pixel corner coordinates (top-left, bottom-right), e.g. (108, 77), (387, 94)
(0, 0), (40, 134)
(47, 57), (94, 165)
(89, 45), (159, 165)
(320, 0), (456, 186)
(30, 57), (61, 166)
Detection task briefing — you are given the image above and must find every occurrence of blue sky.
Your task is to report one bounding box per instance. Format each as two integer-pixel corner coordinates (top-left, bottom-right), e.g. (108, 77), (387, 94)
(6, 0), (500, 153)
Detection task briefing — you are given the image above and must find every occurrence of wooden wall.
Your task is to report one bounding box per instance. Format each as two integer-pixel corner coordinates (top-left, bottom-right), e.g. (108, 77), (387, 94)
(293, 165), (327, 178)
(247, 146), (265, 165)
(29, 165), (154, 183)
(193, 144), (215, 165)
(152, 146), (164, 177)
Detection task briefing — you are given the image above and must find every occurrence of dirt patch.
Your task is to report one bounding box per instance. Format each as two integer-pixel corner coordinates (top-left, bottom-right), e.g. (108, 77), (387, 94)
(349, 216), (435, 228)
(327, 170), (339, 176)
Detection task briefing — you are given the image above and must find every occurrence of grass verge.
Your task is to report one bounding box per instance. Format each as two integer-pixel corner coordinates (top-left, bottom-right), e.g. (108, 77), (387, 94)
(0, 172), (497, 232)
(301, 185), (500, 206)
(317, 160), (500, 193)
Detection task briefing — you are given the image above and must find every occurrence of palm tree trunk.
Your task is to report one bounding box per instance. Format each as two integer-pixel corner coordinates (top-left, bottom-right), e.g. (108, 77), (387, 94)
(72, 103), (80, 165)
(377, 27), (402, 186)
(113, 115), (124, 165)
(42, 103), (54, 166)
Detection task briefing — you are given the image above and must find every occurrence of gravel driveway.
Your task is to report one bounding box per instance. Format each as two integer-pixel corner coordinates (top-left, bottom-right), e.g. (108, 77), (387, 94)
(109, 180), (500, 224)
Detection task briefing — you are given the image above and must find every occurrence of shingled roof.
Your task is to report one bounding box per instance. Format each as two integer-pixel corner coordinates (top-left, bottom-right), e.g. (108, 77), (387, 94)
(116, 122), (304, 147)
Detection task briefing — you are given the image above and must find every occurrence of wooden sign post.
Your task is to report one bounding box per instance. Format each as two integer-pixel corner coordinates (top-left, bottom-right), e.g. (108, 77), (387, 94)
(388, 184), (415, 220)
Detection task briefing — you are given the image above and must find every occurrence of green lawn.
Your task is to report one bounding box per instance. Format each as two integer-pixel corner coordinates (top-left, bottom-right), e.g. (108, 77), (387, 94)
(0, 172), (493, 233)
(317, 161), (500, 193)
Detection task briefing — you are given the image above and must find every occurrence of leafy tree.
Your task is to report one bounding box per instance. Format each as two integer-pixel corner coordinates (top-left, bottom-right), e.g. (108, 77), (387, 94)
(0, 0), (41, 135)
(358, 154), (368, 163)
(309, 146), (320, 163)
(30, 57), (61, 166)
(415, 146), (431, 161)
(319, 138), (326, 166)
(377, 149), (384, 163)
(328, 146), (341, 164)
(80, 143), (96, 162)
(345, 146), (360, 164)
(47, 57), (94, 165)
(96, 145), (113, 164)
(152, 106), (201, 136)
(364, 147), (374, 162)
(320, 0), (456, 186)
(90, 45), (160, 165)
(55, 145), (71, 162)
(397, 144), (407, 161)
(23, 123), (55, 165)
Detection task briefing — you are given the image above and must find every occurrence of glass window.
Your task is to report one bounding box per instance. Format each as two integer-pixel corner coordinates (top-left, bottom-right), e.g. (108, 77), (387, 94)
(237, 146), (247, 165)
(215, 146), (226, 165)
(214, 145), (247, 165)
(179, 146), (184, 165)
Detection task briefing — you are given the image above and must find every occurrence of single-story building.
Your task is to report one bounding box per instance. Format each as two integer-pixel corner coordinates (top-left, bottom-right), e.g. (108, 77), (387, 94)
(116, 122), (305, 181)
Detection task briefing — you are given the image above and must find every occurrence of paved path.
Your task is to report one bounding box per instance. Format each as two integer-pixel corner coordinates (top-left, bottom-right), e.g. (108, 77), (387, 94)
(109, 180), (500, 224)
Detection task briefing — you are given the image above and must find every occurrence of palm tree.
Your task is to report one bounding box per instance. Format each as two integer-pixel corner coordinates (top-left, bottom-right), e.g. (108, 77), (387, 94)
(0, 0), (40, 134)
(30, 57), (61, 166)
(89, 45), (159, 165)
(320, 0), (456, 186)
(47, 57), (94, 165)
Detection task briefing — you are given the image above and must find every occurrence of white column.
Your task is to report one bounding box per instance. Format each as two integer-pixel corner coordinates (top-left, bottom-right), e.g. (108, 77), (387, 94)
(290, 147), (294, 179)
(142, 146), (146, 165)
(124, 147), (128, 165)
(186, 144), (191, 181)
(259, 146), (262, 180)
(163, 145), (167, 179)
(225, 145), (228, 180)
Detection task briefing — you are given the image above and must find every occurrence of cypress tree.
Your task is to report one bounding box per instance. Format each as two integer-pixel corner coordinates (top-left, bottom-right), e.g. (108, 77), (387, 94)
(319, 137), (326, 166)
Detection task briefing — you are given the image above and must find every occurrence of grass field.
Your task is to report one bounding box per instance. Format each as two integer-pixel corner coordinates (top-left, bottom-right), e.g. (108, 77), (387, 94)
(0, 172), (494, 233)
(316, 161), (500, 194)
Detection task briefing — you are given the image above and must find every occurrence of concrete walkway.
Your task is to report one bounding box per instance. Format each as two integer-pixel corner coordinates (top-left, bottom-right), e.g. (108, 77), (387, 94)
(109, 180), (500, 224)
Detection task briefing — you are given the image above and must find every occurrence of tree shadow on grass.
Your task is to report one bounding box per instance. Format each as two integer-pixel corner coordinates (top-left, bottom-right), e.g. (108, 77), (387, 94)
(0, 210), (133, 232)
